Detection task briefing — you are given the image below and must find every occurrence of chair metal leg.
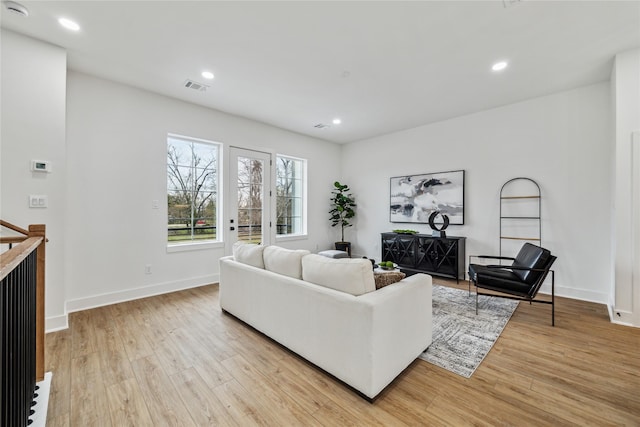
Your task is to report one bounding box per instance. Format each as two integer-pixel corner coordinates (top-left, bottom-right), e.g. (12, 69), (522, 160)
(551, 270), (555, 326)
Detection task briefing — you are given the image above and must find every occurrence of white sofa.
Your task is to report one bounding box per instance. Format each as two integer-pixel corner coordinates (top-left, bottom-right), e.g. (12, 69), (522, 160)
(219, 244), (432, 399)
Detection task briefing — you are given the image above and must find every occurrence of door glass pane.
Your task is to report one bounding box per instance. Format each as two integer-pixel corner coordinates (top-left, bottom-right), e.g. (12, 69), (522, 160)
(237, 156), (264, 244)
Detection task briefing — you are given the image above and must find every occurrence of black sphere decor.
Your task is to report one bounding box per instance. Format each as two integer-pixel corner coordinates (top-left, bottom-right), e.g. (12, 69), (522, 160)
(428, 211), (449, 237)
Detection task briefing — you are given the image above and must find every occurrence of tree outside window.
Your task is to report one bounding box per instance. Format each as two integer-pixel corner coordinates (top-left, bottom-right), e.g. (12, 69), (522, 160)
(236, 156), (264, 243)
(167, 135), (220, 243)
(276, 155), (305, 236)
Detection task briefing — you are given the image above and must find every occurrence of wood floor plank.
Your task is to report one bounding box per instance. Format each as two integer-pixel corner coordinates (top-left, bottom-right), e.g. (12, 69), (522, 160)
(45, 412), (70, 427)
(109, 307), (155, 362)
(210, 379), (276, 426)
(221, 354), (324, 426)
(69, 352), (111, 426)
(169, 368), (236, 427)
(69, 310), (98, 356)
(91, 307), (135, 387)
(193, 358), (234, 389)
(106, 378), (154, 426)
(45, 329), (71, 422)
(44, 282), (640, 426)
(130, 355), (196, 427)
(494, 379), (625, 426)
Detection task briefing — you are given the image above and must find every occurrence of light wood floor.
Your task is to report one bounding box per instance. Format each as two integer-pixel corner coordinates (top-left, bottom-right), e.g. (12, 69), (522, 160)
(45, 280), (640, 426)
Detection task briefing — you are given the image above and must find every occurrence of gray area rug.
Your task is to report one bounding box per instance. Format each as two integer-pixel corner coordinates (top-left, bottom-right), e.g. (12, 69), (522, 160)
(419, 285), (519, 378)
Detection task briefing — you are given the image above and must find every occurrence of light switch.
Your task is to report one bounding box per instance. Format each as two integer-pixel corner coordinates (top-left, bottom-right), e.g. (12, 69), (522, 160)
(29, 195), (48, 208)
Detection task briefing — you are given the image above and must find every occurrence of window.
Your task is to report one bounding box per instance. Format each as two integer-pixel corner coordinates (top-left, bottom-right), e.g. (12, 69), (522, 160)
(276, 155), (306, 237)
(167, 135), (220, 244)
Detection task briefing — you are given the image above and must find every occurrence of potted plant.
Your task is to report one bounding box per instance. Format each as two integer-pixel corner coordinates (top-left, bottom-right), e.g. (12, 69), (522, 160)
(329, 181), (356, 256)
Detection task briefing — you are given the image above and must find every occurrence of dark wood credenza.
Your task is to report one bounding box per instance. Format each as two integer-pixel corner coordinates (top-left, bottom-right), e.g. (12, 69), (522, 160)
(381, 233), (466, 283)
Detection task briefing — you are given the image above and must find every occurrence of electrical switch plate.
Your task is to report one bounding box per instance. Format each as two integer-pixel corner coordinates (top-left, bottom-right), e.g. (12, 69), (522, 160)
(29, 195), (48, 208)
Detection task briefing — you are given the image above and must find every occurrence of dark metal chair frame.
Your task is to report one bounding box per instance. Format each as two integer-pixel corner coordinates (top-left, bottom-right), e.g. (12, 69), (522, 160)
(468, 254), (557, 326)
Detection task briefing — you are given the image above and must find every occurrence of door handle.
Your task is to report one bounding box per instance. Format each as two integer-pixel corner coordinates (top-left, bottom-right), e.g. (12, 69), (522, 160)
(230, 227), (235, 231)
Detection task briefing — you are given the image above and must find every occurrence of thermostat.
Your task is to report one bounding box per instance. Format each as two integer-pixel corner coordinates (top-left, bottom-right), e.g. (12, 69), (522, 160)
(31, 160), (51, 173)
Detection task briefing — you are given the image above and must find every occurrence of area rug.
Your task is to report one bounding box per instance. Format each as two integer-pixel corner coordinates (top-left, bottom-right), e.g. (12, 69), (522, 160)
(419, 285), (519, 378)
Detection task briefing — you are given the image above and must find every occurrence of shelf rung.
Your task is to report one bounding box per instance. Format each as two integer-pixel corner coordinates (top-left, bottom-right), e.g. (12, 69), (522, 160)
(500, 216), (540, 219)
(500, 236), (541, 241)
(500, 196), (540, 199)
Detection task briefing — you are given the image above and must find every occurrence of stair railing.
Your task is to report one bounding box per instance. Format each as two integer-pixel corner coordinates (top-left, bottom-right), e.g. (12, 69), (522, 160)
(0, 221), (46, 427)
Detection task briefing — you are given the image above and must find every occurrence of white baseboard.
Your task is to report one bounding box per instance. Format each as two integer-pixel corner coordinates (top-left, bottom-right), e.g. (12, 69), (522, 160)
(45, 315), (68, 332)
(539, 283), (607, 304)
(47, 274), (219, 332)
(609, 308), (636, 326)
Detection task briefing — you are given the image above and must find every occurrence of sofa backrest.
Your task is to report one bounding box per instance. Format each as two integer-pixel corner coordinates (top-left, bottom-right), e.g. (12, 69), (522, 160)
(231, 244), (377, 296)
(301, 254), (376, 296)
(263, 245), (310, 279)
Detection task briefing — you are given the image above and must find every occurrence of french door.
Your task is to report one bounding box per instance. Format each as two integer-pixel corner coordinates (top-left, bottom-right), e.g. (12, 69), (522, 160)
(227, 147), (272, 251)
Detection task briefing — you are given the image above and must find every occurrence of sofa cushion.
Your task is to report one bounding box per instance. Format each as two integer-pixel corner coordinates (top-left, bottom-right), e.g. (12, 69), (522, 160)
(263, 246), (310, 279)
(232, 242), (265, 269)
(301, 254), (376, 296)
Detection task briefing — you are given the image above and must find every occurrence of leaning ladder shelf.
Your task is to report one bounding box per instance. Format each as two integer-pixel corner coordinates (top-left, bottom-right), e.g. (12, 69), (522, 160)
(499, 177), (541, 257)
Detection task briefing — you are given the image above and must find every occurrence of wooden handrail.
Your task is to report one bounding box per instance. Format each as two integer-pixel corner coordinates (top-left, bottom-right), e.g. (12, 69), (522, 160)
(0, 219), (29, 236)
(0, 237), (43, 281)
(0, 222), (46, 381)
(0, 236), (28, 245)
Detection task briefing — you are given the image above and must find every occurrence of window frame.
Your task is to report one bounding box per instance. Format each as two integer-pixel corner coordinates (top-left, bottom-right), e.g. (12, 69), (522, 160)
(166, 133), (223, 250)
(275, 154), (307, 241)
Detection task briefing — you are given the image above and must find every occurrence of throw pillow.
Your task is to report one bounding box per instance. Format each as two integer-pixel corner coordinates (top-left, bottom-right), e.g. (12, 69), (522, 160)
(374, 271), (406, 289)
(232, 241), (265, 269)
(301, 254), (376, 296)
(263, 246), (310, 279)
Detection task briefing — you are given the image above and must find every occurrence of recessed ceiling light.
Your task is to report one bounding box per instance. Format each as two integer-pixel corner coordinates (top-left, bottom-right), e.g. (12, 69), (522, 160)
(332, 118), (342, 125)
(492, 61), (508, 71)
(58, 17), (80, 31)
(201, 71), (214, 80)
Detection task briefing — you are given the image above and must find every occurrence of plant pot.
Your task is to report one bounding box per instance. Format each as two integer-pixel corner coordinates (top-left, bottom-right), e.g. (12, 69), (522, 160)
(334, 241), (352, 257)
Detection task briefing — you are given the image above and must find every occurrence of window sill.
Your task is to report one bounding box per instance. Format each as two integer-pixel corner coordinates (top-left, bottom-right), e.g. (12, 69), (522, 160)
(166, 240), (224, 253)
(276, 234), (308, 243)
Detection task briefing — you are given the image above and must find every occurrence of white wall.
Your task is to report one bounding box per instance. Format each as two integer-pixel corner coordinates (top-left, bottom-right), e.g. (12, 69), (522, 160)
(611, 48), (640, 326)
(342, 82), (612, 303)
(64, 71), (341, 318)
(0, 30), (67, 329)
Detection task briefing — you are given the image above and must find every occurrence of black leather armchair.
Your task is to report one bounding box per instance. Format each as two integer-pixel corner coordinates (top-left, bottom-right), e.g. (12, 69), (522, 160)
(468, 243), (557, 326)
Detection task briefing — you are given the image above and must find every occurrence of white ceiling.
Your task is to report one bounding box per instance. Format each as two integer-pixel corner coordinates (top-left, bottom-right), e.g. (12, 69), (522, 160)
(2, 1), (639, 143)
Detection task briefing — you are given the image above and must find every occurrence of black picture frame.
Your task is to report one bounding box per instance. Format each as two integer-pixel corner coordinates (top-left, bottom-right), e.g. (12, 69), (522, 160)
(389, 169), (465, 225)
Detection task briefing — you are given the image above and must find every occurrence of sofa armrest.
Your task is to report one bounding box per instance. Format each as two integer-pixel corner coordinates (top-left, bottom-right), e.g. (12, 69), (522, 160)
(356, 273), (432, 395)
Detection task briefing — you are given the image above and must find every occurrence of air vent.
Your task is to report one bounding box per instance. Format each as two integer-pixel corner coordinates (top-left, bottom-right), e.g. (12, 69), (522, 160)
(184, 79), (208, 92)
(4, 1), (29, 17)
(314, 123), (330, 129)
(502, 0), (522, 7)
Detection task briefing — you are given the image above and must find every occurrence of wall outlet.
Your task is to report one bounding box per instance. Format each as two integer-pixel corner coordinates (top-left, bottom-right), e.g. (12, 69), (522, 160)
(145, 264), (152, 274)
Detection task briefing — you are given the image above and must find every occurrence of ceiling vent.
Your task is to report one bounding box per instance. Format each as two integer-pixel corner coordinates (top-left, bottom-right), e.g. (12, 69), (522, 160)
(314, 123), (330, 129)
(502, 0), (522, 7)
(184, 79), (208, 92)
(4, 1), (29, 17)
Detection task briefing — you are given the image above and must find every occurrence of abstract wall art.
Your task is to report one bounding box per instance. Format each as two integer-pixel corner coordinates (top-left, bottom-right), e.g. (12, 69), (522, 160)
(390, 170), (465, 224)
